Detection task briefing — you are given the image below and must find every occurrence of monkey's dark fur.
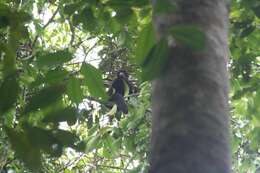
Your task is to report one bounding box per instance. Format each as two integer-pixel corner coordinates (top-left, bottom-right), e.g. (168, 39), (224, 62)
(108, 70), (133, 114)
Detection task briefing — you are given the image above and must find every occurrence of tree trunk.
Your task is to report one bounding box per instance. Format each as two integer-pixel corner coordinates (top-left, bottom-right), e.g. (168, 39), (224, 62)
(150, 0), (231, 173)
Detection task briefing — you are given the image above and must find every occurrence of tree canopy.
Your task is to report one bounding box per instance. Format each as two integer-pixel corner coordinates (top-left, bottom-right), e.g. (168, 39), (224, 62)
(0, 0), (259, 172)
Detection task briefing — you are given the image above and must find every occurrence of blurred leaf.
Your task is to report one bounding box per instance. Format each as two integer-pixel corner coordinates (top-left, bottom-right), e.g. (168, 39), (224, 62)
(0, 76), (20, 113)
(254, 91), (260, 121)
(52, 129), (79, 148)
(0, 9), (31, 38)
(36, 50), (73, 69)
(104, 135), (117, 156)
(231, 136), (241, 154)
(115, 7), (134, 25)
(24, 84), (65, 114)
(0, 16), (9, 28)
(141, 39), (169, 81)
(73, 140), (86, 152)
(42, 107), (78, 126)
(45, 68), (68, 85)
(106, 0), (149, 8)
(240, 25), (255, 38)
(81, 7), (97, 32)
(2, 44), (16, 77)
(128, 165), (143, 173)
(80, 63), (108, 100)
(23, 124), (63, 157)
(86, 134), (100, 153)
(107, 18), (121, 33)
(66, 77), (83, 104)
(252, 5), (260, 18)
(125, 135), (135, 152)
(250, 127), (260, 150)
(0, 4), (11, 28)
(63, 3), (81, 16)
(5, 127), (42, 171)
(170, 25), (206, 51)
(13, 11), (32, 24)
(154, 0), (176, 14)
(135, 22), (156, 65)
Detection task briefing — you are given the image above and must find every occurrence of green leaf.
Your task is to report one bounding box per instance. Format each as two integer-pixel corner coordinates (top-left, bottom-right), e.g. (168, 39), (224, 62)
(22, 124), (63, 157)
(0, 15), (9, 28)
(5, 127), (42, 171)
(170, 25), (206, 51)
(24, 84), (65, 114)
(36, 50), (73, 69)
(0, 76), (20, 114)
(107, 18), (121, 33)
(80, 63), (108, 100)
(0, 4), (10, 28)
(104, 135), (118, 156)
(45, 68), (68, 85)
(52, 129), (79, 148)
(13, 11), (32, 24)
(114, 7), (134, 25)
(125, 135), (135, 152)
(252, 5), (260, 18)
(250, 127), (260, 150)
(2, 44), (16, 77)
(81, 7), (97, 32)
(73, 141), (86, 152)
(254, 91), (260, 121)
(240, 25), (255, 38)
(67, 77), (83, 104)
(141, 39), (169, 81)
(106, 0), (149, 8)
(135, 23), (156, 65)
(42, 107), (78, 126)
(154, 0), (176, 14)
(86, 134), (100, 153)
(63, 3), (81, 16)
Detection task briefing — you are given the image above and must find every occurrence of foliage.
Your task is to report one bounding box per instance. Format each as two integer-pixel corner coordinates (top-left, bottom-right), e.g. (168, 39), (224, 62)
(0, 0), (259, 172)
(230, 0), (260, 172)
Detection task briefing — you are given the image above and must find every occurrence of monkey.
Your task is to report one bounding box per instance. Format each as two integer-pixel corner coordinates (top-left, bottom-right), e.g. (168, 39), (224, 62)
(108, 70), (133, 114)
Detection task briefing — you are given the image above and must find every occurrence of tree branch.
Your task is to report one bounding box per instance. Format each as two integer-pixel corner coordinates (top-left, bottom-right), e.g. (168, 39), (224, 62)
(32, 5), (60, 47)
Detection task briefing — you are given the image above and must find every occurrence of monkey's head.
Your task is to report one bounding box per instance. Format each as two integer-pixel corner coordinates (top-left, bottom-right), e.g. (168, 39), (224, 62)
(117, 70), (128, 79)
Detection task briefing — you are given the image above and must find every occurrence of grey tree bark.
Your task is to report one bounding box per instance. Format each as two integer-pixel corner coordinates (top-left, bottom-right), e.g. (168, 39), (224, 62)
(150, 0), (231, 173)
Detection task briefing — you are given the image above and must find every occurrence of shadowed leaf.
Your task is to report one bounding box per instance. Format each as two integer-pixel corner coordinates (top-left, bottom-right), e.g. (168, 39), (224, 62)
(5, 127), (42, 171)
(154, 0), (176, 14)
(0, 76), (20, 114)
(114, 7), (134, 24)
(170, 25), (206, 51)
(36, 50), (73, 68)
(80, 63), (108, 100)
(42, 107), (78, 126)
(141, 39), (169, 81)
(52, 129), (79, 148)
(135, 23), (156, 65)
(24, 84), (65, 114)
(23, 124), (63, 157)
(45, 68), (68, 85)
(67, 77), (83, 104)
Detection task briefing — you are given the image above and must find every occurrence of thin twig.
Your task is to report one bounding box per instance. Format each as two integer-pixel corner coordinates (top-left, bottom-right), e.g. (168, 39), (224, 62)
(58, 153), (85, 172)
(32, 5), (60, 47)
(98, 164), (130, 171)
(83, 41), (99, 62)
(68, 19), (75, 46)
(71, 36), (96, 48)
